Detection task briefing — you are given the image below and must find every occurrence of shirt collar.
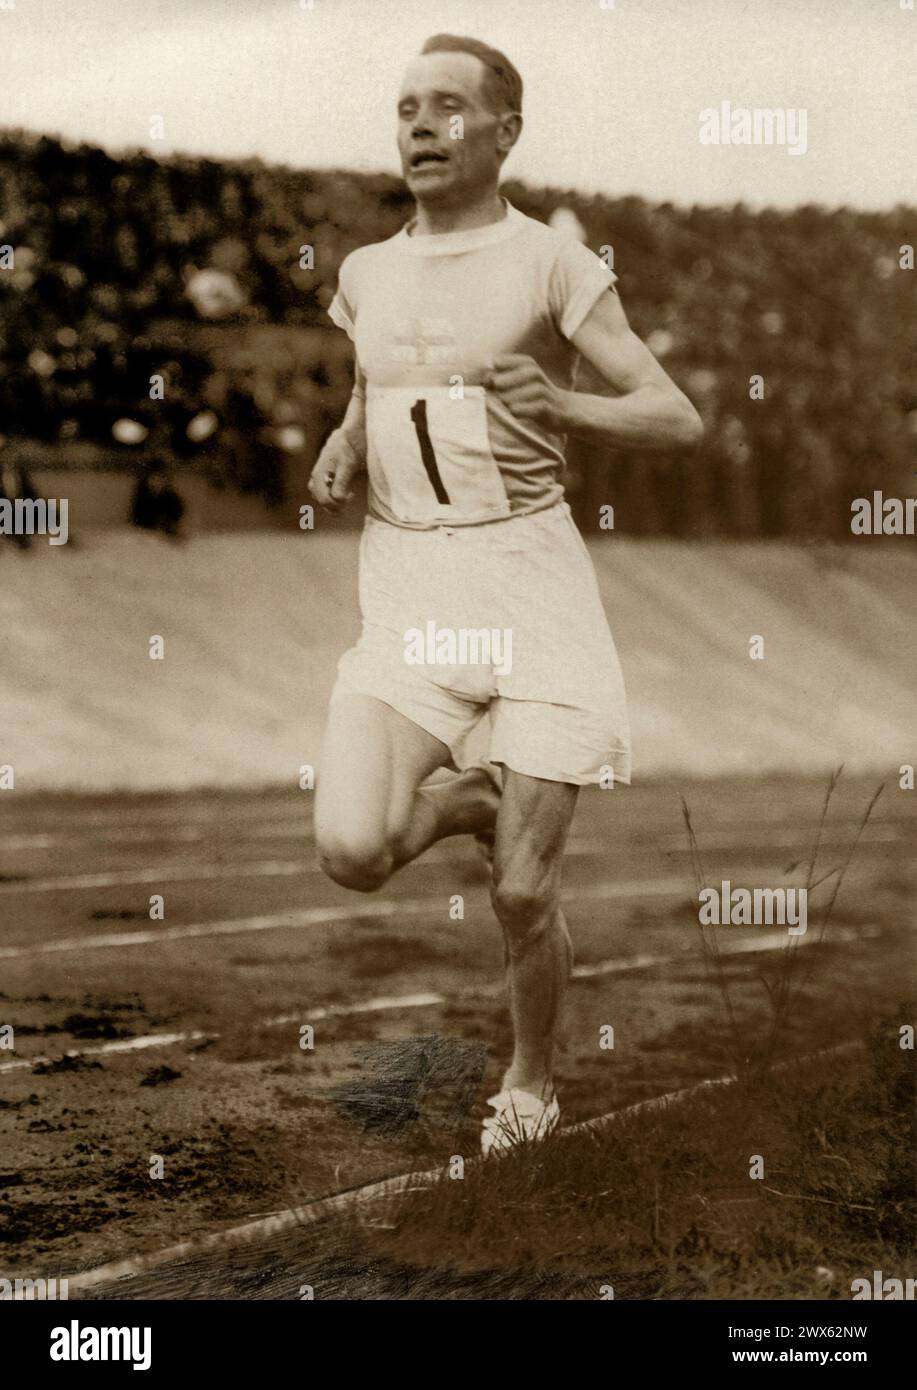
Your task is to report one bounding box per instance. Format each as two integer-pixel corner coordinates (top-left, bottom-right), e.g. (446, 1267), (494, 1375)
(397, 198), (524, 257)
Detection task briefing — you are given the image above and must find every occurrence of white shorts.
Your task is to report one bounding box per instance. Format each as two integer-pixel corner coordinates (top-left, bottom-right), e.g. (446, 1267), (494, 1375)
(330, 501), (631, 786)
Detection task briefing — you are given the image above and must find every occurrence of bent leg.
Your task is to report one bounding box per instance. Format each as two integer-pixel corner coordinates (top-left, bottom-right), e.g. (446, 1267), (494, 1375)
(490, 771), (578, 1097)
(315, 694), (498, 891)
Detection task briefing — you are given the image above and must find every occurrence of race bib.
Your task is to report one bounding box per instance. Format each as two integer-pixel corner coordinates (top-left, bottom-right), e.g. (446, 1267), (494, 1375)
(366, 385), (511, 524)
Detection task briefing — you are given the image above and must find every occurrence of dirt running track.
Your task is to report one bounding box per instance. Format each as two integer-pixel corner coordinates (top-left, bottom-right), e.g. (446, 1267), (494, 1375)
(0, 774), (913, 1295)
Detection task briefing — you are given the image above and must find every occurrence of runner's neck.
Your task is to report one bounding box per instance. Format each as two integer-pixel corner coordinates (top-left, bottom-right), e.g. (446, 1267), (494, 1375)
(408, 193), (507, 238)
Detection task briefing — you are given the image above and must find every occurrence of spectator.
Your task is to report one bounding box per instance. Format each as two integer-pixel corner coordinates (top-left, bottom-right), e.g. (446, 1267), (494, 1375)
(130, 460), (186, 539)
(0, 457), (41, 550)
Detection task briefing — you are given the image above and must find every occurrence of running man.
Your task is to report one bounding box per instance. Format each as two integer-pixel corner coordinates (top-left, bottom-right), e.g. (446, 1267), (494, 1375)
(309, 34), (702, 1153)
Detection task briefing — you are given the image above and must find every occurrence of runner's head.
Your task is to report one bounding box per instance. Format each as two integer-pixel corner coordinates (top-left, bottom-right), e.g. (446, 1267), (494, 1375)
(398, 35), (523, 206)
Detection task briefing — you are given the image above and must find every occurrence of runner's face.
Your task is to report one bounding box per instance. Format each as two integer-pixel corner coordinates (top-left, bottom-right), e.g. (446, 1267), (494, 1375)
(397, 53), (505, 205)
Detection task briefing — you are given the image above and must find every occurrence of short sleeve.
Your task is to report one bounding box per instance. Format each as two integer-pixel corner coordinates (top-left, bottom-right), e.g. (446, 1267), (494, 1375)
(548, 238), (618, 341)
(327, 253), (357, 340)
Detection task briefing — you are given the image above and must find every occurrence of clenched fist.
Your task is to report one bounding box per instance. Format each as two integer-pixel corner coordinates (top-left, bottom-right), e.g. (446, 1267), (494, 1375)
(308, 429), (366, 514)
(484, 354), (569, 431)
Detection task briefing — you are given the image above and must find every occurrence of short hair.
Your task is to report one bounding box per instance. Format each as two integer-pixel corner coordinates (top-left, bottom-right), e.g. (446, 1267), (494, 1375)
(420, 34), (523, 115)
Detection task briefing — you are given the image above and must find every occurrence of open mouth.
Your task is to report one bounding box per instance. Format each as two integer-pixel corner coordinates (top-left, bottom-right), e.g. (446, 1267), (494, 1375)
(410, 151), (449, 171)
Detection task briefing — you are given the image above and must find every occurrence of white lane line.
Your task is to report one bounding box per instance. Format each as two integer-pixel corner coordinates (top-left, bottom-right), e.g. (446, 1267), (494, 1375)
(0, 828), (228, 851)
(0, 992), (453, 1074)
(0, 1031), (215, 1074)
(657, 825), (907, 850)
(0, 899), (426, 958)
(0, 860), (307, 895)
(0, 994), (449, 1075)
(0, 876), (707, 958)
(0, 865), (859, 958)
(0, 844), (611, 890)
(264, 992), (447, 1028)
(62, 1038), (864, 1296)
(1, 821), (907, 855)
(0, 819), (310, 851)
(564, 1039), (865, 1139)
(5, 816), (893, 896)
(0, 806), (300, 831)
(570, 923), (870, 979)
(0, 926), (874, 1073)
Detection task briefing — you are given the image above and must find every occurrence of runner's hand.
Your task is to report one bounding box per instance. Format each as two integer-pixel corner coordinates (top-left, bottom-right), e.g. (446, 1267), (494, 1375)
(309, 430), (365, 514)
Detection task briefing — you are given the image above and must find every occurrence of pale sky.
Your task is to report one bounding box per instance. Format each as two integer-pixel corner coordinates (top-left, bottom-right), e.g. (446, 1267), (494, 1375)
(0, 0), (913, 209)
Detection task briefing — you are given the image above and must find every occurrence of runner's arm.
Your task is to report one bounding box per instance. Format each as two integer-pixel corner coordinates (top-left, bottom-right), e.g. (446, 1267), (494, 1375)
(487, 293), (702, 451)
(338, 361), (368, 457)
(567, 290), (702, 447)
(308, 362), (367, 512)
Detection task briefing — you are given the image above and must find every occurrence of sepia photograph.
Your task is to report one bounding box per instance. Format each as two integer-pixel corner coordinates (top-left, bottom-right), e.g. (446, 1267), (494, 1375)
(0, 0), (914, 1358)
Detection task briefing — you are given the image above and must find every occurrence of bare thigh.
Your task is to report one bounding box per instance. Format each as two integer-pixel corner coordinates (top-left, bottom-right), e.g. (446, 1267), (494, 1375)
(315, 694), (450, 881)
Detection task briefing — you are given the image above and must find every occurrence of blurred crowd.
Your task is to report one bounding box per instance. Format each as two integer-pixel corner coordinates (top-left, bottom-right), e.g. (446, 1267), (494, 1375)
(0, 130), (914, 536)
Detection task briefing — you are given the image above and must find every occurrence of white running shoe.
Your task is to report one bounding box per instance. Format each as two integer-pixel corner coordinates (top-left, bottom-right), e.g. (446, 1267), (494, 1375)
(480, 1087), (560, 1156)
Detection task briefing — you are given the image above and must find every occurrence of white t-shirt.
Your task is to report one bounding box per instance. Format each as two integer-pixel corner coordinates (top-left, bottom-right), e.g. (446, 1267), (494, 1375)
(329, 199), (617, 529)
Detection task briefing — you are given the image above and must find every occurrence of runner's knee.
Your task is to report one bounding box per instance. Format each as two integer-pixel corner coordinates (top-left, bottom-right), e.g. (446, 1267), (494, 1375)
(317, 830), (393, 892)
(490, 872), (556, 945)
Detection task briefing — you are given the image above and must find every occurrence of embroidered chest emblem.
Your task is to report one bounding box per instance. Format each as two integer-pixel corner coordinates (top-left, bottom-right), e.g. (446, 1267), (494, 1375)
(391, 317), (456, 365)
